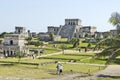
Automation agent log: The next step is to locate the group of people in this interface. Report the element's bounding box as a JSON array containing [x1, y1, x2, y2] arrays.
[[56, 63, 63, 75]]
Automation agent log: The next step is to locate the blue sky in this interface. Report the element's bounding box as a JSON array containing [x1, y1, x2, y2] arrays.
[[0, 0, 120, 33]]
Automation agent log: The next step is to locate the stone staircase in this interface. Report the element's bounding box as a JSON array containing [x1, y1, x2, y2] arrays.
[[58, 25, 76, 39]]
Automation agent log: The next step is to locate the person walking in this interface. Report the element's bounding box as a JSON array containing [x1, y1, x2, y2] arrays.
[[56, 63, 60, 74], [56, 63, 63, 75], [59, 64, 63, 75]]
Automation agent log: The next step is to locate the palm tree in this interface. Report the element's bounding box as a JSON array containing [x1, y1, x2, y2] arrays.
[[94, 37, 120, 64], [70, 38, 80, 48], [94, 12, 120, 64], [109, 12, 120, 34]]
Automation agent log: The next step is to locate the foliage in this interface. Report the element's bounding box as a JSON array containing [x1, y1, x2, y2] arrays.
[[34, 41, 43, 48], [94, 37, 120, 64], [49, 32, 54, 41], [70, 38, 80, 48], [25, 37, 32, 41], [60, 44, 67, 54], [85, 33, 88, 37], [25, 37, 32, 45], [109, 12, 120, 34], [109, 12, 120, 26], [0, 32, 7, 38], [87, 43, 91, 49]]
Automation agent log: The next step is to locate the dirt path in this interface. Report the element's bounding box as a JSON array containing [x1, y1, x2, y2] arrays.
[[1, 65, 120, 80], [95, 65, 120, 77], [40, 73, 97, 80], [41, 65, 120, 80]]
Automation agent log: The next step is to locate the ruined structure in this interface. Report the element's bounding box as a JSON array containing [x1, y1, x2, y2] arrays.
[[48, 19, 97, 40], [0, 27, 29, 57]]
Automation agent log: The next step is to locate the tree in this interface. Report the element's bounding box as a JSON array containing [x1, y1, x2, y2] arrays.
[[70, 38, 80, 48], [49, 32, 54, 41], [85, 33, 88, 38], [26, 37, 32, 41], [109, 12, 120, 34], [0, 32, 7, 38], [34, 41, 43, 48], [94, 37, 120, 64], [87, 43, 91, 49], [25, 37, 32, 45], [60, 44, 67, 54]]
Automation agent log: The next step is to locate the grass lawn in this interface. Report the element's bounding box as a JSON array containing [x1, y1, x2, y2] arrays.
[[38, 63, 105, 73], [0, 57, 105, 79], [0, 64, 53, 79], [28, 45, 61, 54], [45, 47, 61, 54], [98, 78, 120, 80], [43, 53, 92, 61], [42, 52, 107, 64]]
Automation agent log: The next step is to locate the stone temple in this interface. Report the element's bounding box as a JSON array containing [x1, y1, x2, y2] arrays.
[[48, 19, 97, 40], [0, 27, 29, 57]]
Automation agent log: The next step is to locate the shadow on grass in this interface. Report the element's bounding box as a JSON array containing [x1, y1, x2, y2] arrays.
[[98, 74, 120, 78], [0, 63, 15, 66], [0, 61, 38, 66], [113, 59, 120, 64]]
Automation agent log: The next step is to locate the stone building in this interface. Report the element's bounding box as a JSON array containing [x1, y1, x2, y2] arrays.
[[0, 26, 29, 57], [38, 32, 61, 41], [110, 30, 117, 36], [79, 26, 97, 37], [15, 26, 28, 38], [59, 19, 82, 39], [48, 26, 60, 35], [47, 19, 96, 40], [38, 32, 50, 41], [95, 31, 110, 38]]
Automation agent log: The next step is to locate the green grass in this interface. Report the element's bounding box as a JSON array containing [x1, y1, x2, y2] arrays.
[[58, 38, 68, 42], [38, 63, 105, 73], [80, 58, 106, 64], [42, 53, 94, 62], [0, 58, 55, 64], [45, 47, 61, 54], [43, 54, 91, 60], [0, 57, 105, 79], [98, 78, 120, 80], [0, 64, 53, 79], [42, 53, 107, 64], [28, 45, 61, 54]]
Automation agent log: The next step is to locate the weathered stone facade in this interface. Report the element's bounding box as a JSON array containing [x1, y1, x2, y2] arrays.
[[79, 26, 97, 37], [0, 27, 29, 57], [48, 19, 96, 40]]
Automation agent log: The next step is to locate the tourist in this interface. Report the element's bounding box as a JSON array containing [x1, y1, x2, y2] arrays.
[[56, 63, 63, 75], [56, 63, 60, 74], [59, 64, 63, 75]]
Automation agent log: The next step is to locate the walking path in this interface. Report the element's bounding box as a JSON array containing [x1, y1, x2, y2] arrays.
[[40, 65, 120, 80], [38, 49, 120, 80], [95, 65, 120, 77], [4, 50, 119, 80], [38, 50, 101, 58]]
